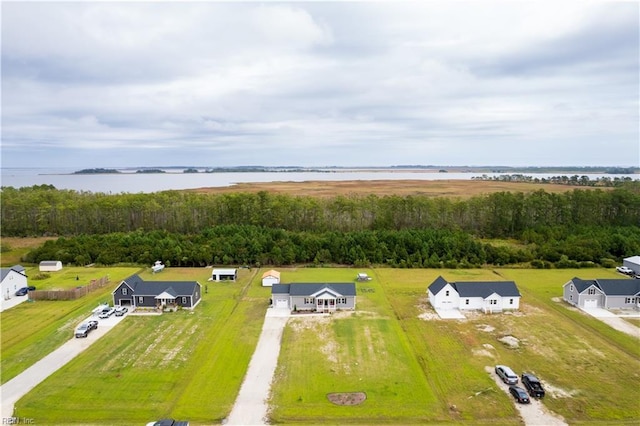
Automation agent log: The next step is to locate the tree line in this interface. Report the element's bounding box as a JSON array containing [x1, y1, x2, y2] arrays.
[[2, 184, 639, 268], [2, 184, 639, 237]]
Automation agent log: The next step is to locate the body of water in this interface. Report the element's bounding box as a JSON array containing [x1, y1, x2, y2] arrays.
[[1, 168, 637, 194]]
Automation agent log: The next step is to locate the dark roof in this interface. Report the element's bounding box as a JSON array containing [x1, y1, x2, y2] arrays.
[[116, 274, 199, 297], [569, 277, 640, 296], [454, 281, 521, 298], [1, 265, 27, 281], [272, 283, 356, 297], [594, 279, 640, 296], [272, 284, 290, 294], [428, 276, 449, 294], [429, 277, 521, 298], [569, 277, 598, 293]]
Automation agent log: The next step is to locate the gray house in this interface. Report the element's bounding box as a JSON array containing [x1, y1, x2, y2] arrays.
[[112, 274, 202, 310], [272, 283, 356, 312], [563, 277, 640, 310]]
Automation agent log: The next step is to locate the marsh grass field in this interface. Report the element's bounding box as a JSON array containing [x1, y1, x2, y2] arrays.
[[3, 264, 639, 425]]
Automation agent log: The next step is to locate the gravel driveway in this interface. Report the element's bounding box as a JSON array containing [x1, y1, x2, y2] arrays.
[[225, 308, 289, 425], [486, 366, 567, 426], [0, 312, 127, 418], [579, 307, 640, 338]]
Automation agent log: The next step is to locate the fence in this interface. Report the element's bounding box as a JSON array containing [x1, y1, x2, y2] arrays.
[[29, 276, 111, 301]]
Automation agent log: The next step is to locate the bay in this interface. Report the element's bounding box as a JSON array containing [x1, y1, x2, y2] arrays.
[[1, 167, 637, 194]]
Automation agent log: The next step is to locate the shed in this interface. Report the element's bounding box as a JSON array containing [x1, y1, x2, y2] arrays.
[[39, 260, 63, 272], [211, 268, 237, 282], [261, 270, 281, 287], [623, 256, 640, 275]]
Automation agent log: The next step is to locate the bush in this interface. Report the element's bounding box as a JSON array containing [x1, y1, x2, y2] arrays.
[[600, 258, 618, 268]]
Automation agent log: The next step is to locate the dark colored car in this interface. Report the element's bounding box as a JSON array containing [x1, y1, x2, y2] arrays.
[[521, 373, 545, 398], [509, 385, 531, 404], [15, 287, 29, 296], [27, 286, 36, 291]]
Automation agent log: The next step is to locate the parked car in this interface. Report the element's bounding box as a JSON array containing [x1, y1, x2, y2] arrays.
[[98, 308, 115, 318], [15, 287, 29, 296], [616, 266, 634, 275], [521, 373, 545, 398], [146, 419, 189, 426], [495, 365, 518, 385], [27, 285, 36, 291], [114, 306, 128, 316], [75, 320, 98, 338], [509, 385, 531, 404]]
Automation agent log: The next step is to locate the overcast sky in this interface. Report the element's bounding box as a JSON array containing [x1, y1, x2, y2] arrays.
[[2, 1, 638, 168]]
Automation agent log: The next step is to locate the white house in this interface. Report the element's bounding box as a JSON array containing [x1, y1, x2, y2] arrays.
[[1, 265, 28, 301], [428, 276, 521, 313], [623, 256, 640, 275], [210, 268, 237, 282], [261, 269, 280, 287], [39, 260, 62, 272]]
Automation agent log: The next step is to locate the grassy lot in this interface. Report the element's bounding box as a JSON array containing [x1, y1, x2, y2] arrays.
[[269, 268, 439, 424], [8, 267, 640, 425], [1, 267, 141, 384], [14, 267, 268, 424]]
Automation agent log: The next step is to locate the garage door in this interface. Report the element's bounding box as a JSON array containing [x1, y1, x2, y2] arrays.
[[275, 299, 289, 309], [584, 299, 599, 308]]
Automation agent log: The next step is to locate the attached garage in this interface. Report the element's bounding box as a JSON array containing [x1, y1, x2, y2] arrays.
[[583, 299, 599, 308], [274, 298, 289, 309]]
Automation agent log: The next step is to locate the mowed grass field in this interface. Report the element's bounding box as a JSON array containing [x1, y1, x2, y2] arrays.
[[8, 267, 640, 425], [1, 267, 142, 384]]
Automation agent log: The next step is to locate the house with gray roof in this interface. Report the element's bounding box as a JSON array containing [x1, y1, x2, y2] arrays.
[[1, 265, 27, 301], [112, 274, 202, 310], [428, 276, 521, 313], [271, 282, 356, 312], [563, 277, 640, 310]]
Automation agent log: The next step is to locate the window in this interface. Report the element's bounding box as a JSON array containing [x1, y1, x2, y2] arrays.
[[338, 298, 347, 304], [509, 299, 514, 305], [490, 300, 497, 305], [445, 290, 450, 296], [182, 297, 187, 304], [588, 287, 596, 295], [465, 299, 469, 305], [138, 296, 143, 304], [122, 288, 127, 295], [304, 297, 314, 304], [570, 284, 574, 291]]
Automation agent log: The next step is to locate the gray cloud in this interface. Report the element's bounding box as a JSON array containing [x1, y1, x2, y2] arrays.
[[1, 2, 638, 168]]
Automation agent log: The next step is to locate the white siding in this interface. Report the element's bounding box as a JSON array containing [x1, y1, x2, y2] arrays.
[[429, 283, 460, 310], [262, 276, 279, 287]]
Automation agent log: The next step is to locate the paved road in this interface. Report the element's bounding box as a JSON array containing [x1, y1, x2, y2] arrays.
[[226, 308, 290, 426], [0, 312, 127, 418]]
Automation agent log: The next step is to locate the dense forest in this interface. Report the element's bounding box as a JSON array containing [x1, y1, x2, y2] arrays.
[[2, 184, 639, 268]]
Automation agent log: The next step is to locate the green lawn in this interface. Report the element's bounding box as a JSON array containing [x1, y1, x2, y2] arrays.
[[1, 267, 141, 383], [8, 267, 640, 425]]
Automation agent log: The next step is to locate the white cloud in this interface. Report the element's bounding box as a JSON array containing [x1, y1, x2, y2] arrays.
[[1, 1, 638, 168]]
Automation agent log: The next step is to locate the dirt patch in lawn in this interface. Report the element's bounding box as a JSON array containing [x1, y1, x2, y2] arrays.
[[327, 392, 367, 405]]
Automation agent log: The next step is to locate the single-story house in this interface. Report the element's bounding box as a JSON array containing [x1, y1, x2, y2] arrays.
[[39, 260, 62, 272], [428, 276, 521, 313], [1, 265, 27, 300], [211, 268, 237, 282], [563, 277, 640, 310], [272, 282, 356, 312], [261, 270, 280, 287], [623, 256, 640, 275], [112, 274, 202, 309]]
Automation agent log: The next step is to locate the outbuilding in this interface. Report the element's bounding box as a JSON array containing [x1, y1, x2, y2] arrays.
[[39, 260, 62, 272], [623, 256, 640, 275], [211, 268, 237, 282], [261, 270, 280, 287]]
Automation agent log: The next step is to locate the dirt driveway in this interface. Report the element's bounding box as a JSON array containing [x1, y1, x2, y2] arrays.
[[485, 367, 566, 426], [225, 308, 290, 425], [0, 312, 127, 417]]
